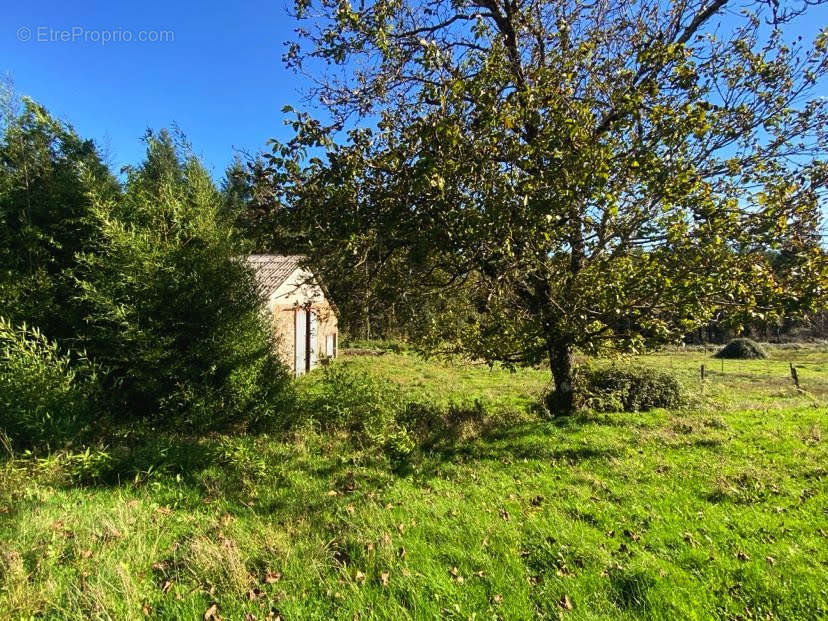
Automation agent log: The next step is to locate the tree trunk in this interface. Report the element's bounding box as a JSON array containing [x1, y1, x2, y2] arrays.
[[546, 339, 575, 415]]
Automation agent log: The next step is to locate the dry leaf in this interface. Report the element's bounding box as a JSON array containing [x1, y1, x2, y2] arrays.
[[221, 513, 233, 526], [398, 546, 406, 559], [737, 551, 750, 561], [473, 570, 485, 578], [81, 549, 93, 559], [203, 603, 220, 620], [354, 570, 366, 583], [492, 594, 503, 604], [380, 571, 390, 587], [499, 509, 510, 521], [765, 556, 776, 565], [264, 571, 282, 584], [152, 560, 169, 572], [559, 594, 573, 610], [623, 529, 640, 542], [247, 588, 263, 600], [530, 495, 544, 507], [449, 566, 464, 583], [156, 506, 172, 515], [161, 579, 174, 594], [346, 504, 355, 514], [245, 614, 258, 621], [142, 602, 151, 616]]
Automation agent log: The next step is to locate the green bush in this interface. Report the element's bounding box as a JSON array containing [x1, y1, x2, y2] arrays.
[[297, 364, 399, 437], [0, 318, 98, 450], [74, 131, 292, 429], [573, 365, 685, 413], [713, 338, 768, 360]]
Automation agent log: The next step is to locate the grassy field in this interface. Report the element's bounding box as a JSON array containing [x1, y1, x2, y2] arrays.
[[1, 345, 826, 619]]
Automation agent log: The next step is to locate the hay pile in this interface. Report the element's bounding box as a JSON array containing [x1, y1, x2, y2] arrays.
[[713, 338, 768, 360]]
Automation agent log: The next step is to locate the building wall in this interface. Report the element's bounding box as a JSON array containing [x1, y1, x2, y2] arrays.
[[267, 267, 338, 376]]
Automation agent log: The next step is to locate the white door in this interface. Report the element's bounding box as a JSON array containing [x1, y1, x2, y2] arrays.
[[308, 311, 318, 370], [294, 308, 306, 377]]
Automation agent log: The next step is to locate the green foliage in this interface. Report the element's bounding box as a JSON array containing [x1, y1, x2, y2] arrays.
[[268, 0, 828, 411], [0, 97, 120, 341], [298, 360, 526, 460], [572, 365, 686, 413], [74, 130, 291, 428], [297, 363, 401, 440], [714, 338, 768, 360], [0, 317, 98, 450]]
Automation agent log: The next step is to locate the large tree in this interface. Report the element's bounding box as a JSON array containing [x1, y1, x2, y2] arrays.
[[269, 0, 827, 411], [0, 97, 120, 342]]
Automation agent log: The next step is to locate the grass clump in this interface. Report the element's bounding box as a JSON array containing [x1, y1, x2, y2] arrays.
[[714, 338, 768, 360], [574, 365, 685, 412], [0, 318, 99, 451]]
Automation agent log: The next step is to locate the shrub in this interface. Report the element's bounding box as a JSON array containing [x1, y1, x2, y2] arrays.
[[297, 363, 399, 438], [713, 338, 768, 359], [74, 131, 292, 429], [573, 365, 685, 413], [0, 318, 98, 450]]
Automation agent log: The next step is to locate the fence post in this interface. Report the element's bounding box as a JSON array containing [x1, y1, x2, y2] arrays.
[[790, 363, 800, 389]]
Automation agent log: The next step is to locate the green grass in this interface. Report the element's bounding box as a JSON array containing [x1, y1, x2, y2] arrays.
[[1, 346, 827, 619]]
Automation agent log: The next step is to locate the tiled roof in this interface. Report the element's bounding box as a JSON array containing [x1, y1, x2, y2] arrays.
[[246, 254, 304, 295]]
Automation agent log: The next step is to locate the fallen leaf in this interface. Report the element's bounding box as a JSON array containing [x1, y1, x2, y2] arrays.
[[264, 571, 282, 584], [530, 495, 544, 507], [354, 570, 366, 583], [492, 594, 503, 604], [81, 549, 93, 559], [499, 509, 510, 521], [142, 602, 151, 616], [606, 530, 615, 538], [380, 571, 390, 587], [221, 513, 233, 526], [152, 560, 169, 572], [346, 504, 355, 514], [473, 570, 485, 578], [737, 551, 750, 561], [245, 614, 258, 621], [623, 529, 640, 542], [203, 603, 220, 620], [398, 546, 406, 558], [156, 506, 172, 515], [161, 579, 174, 594], [247, 588, 263, 600], [765, 556, 776, 565], [449, 566, 464, 583], [559, 594, 574, 610], [326, 490, 339, 497]]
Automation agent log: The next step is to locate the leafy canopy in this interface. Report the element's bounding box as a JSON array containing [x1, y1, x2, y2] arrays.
[[266, 0, 826, 408]]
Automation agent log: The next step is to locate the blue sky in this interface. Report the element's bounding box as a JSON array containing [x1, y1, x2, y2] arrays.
[[4, 0, 312, 179], [3, 1, 827, 186]]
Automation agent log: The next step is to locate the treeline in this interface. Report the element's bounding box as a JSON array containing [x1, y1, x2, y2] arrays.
[[1, 98, 291, 451]]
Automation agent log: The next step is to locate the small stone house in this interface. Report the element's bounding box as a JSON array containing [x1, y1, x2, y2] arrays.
[[247, 254, 338, 377]]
